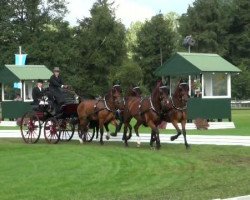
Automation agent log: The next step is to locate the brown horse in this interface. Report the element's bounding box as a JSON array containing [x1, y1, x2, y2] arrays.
[[123, 81, 171, 149], [77, 85, 123, 145], [162, 81, 190, 149]]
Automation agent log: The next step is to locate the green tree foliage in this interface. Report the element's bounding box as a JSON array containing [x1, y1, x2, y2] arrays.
[[71, 0, 127, 96], [126, 21, 143, 58], [108, 59, 146, 94], [179, 0, 231, 54], [0, 0, 68, 66], [229, 0, 250, 99], [133, 14, 177, 90]]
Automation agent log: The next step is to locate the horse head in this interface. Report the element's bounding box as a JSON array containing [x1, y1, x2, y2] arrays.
[[111, 84, 124, 109], [152, 81, 171, 112], [132, 86, 142, 97], [158, 86, 172, 111], [176, 81, 189, 104]]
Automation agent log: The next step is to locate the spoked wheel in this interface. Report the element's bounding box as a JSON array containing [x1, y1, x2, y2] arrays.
[[44, 117, 60, 144], [20, 112, 41, 144], [78, 126, 95, 142], [59, 119, 75, 141]]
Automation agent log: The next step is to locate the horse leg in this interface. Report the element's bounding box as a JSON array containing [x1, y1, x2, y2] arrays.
[[134, 123, 141, 148], [105, 123, 111, 140], [111, 119, 121, 137], [123, 120, 132, 147], [148, 121, 161, 150], [149, 130, 155, 149], [79, 119, 89, 143], [95, 126, 99, 139], [170, 121, 182, 141], [181, 120, 190, 149], [134, 120, 142, 147], [99, 121, 105, 145]]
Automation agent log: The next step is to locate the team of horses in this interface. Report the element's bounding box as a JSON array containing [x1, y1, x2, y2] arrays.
[[77, 80, 190, 149]]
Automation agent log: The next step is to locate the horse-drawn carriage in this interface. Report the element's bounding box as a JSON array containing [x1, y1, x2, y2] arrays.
[[19, 89, 96, 144]]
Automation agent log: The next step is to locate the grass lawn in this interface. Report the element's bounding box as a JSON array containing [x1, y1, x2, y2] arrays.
[[0, 139, 249, 200]]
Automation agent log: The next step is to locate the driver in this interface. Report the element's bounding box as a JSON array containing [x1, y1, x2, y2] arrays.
[[49, 67, 67, 112], [32, 79, 44, 105]]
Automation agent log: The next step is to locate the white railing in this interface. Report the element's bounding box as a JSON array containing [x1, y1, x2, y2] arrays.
[[231, 100, 250, 108]]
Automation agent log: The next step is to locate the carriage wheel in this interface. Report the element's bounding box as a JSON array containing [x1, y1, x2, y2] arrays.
[[59, 119, 75, 141], [44, 117, 60, 144], [20, 112, 41, 144], [78, 126, 95, 142]]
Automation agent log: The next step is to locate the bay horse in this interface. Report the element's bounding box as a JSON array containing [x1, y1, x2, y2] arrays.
[[89, 86, 142, 140], [109, 86, 142, 137], [122, 81, 171, 149], [77, 85, 123, 145], [162, 81, 190, 149]]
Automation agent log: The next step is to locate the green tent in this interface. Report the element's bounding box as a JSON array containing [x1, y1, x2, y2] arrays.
[[155, 52, 241, 76]]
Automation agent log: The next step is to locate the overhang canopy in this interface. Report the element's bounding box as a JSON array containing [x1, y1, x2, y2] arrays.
[[0, 65, 52, 84], [155, 52, 241, 76]]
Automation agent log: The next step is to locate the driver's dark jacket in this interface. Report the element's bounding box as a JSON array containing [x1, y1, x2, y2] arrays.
[[49, 75, 64, 104]]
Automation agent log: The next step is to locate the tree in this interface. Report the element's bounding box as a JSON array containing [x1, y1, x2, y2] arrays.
[[0, 0, 69, 66], [126, 21, 143, 58], [108, 59, 147, 94], [178, 0, 231, 54], [133, 14, 177, 90], [228, 0, 250, 99], [71, 0, 127, 96]]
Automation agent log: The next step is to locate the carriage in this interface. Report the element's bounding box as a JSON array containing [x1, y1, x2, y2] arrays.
[[19, 89, 96, 144]]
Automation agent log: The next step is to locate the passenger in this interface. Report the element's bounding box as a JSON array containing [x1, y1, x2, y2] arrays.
[[14, 93, 22, 101], [32, 79, 44, 105]]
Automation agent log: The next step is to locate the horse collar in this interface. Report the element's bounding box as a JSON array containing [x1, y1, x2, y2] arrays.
[[104, 96, 112, 112], [170, 96, 187, 111], [149, 96, 157, 113]]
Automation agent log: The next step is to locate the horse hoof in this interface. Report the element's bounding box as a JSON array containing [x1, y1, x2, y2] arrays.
[[150, 146, 155, 150], [78, 139, 83, 144], [156, 145, 161, 150], [124, 143, 129, 147], [110, 132, 117, 137], [170, 136, 176, 141], [137, 144, 140, 148], [100, 141, 104, 145], [186, 144, 191, 149], [106, 135, 110, 140]]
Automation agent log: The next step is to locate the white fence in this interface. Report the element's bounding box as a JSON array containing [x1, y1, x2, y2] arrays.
[[231, 100, 250, 108]]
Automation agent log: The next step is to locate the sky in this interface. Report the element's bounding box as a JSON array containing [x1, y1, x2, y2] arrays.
[[65, 0, 195, 28]]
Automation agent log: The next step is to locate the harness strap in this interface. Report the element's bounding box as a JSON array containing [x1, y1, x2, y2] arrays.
[[139, 97, 160, 116], [170, 97, 187, 111]]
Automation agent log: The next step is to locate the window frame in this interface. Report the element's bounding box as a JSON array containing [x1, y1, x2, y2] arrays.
[[201, 73, 231, 99]]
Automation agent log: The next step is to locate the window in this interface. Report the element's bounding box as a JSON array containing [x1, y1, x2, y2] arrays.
[[1, 83, 22, 101], [203, 73, 230, 98], [24, 81, 35, 101]]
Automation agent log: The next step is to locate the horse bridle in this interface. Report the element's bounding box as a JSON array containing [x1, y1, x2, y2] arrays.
[[140, 86, 169, 115], [101, 85, 124, 112], [170, 83, 189, 111]]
